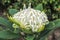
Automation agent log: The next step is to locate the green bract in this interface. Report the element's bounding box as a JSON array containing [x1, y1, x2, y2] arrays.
[[8, 3, 49, 34]]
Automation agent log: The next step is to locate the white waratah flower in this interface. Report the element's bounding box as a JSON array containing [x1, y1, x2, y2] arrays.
[[9, 3, 49, 33]]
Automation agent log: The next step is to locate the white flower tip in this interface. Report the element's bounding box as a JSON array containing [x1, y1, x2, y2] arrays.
[[20, 9, 22, 11], [28, 3, 31, 8], [23, 4, 26, 9]]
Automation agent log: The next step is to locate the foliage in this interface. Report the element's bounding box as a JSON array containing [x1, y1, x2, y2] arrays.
[[0, 0, 60, 40], [0, 0, 60, 20]]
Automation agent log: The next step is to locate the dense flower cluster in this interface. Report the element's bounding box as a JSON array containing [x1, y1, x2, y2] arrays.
[[12, 3, 49, 33]]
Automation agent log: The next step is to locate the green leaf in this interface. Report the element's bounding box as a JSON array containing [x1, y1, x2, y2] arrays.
[[25, 35, 35, 40], [36, 30, 50, 40], [46, 19, 60, 30], [8, 9, 18, 16], [39, 35, 47, 40], [0, 38, 7, 40], [53, 19, 60, 27], [38, 19, 60, 40], [0, 17, 12, 29], [46, 22, 55, 30], [0, 30, 19, 39], [35, 3, 43, 11], [0, 27, 3, 31]]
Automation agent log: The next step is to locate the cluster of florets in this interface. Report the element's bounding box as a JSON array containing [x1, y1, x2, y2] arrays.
[[12, 3, 49, 33]]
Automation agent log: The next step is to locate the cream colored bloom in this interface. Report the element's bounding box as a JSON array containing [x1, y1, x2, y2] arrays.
[[12, 3, 49, 33]]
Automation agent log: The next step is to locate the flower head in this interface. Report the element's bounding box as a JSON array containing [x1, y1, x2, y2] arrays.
[[10, 3, 49, 33]]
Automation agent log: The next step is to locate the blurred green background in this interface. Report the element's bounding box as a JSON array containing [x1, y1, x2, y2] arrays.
[[0, 0, 60, 21]]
